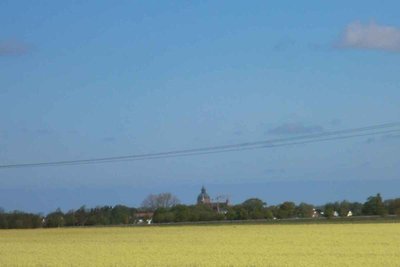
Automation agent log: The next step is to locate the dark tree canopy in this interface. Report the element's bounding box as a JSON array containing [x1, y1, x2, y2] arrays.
[[385, 198, 400, 216], [141, 193, 180, 211], [296, 203, 314, 218], [0, 192, 398, 229], [276, 201, 296, 219], [362, 193, 387, 216]]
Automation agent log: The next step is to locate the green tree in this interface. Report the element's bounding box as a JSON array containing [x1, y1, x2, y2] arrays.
[[111, 205, 133, 224], [349, 202, 363, 216], [45, 208, 65, 227], [324, 203, 335, 218], [277, 202, 296, 219], [385, 198, 400, 216], [362, 193, 387, 216], [225, 206, 237, 220], [0, 213, 8, 229], [87, 206, 112, 225], [171, 205, 191, 222], [153, 208, 175, 223], [192, 204, 219, 221], [296, 203, 314, 218], [75, 206, 89, 226], [64, 210, 77, 226], [142, 193, 180, 211], [241, 198, 267, 219], [339, 201, 351, 217]]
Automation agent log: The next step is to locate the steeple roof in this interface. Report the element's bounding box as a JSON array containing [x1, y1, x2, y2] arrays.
[[197, 186, 210, 204]]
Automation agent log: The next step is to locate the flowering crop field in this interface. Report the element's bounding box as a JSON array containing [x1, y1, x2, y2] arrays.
[[1, 223, 399, 266]]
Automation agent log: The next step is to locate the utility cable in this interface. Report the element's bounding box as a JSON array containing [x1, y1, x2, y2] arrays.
[[0, 122, 399, 169]]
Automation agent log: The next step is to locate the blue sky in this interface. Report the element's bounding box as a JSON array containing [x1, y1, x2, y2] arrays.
[[1, 1, 399, 213]]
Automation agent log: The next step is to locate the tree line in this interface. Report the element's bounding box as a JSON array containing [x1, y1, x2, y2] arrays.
[[153, 193, 399, 223], [1, 193, 400, 229]]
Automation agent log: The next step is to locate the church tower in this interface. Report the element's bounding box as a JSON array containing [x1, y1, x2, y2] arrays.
[[197, 186, 211, 205]]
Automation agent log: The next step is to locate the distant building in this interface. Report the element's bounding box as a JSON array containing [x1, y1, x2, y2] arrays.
[[347, 211, 353, 217], [312, 209, 320, 218], [197, 186, 211, 205], [196, 186, 230, 214], [333, 211, 339, 217], [135, 211, 154, 224]]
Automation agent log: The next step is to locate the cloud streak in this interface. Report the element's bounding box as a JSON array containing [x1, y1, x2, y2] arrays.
[[338, 21, 400, 52], [268, 123, 324, 135], [0, 39, 31, 56]]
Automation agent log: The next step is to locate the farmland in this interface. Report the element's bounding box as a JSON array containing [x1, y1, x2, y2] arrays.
[[1, 223, 399, 266]]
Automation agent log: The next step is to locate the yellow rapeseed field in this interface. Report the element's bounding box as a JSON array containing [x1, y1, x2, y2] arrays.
[[1, 223, 399, 266]]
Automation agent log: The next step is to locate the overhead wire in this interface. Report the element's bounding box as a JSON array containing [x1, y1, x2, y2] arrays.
[[0, 122, 399, 169]]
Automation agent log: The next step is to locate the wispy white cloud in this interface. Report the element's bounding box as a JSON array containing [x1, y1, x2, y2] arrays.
[[338, 21, 400, 52]]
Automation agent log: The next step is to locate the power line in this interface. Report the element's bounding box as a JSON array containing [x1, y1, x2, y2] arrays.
[[20, 128, 397, 168], [1, 122, 399, 169]]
